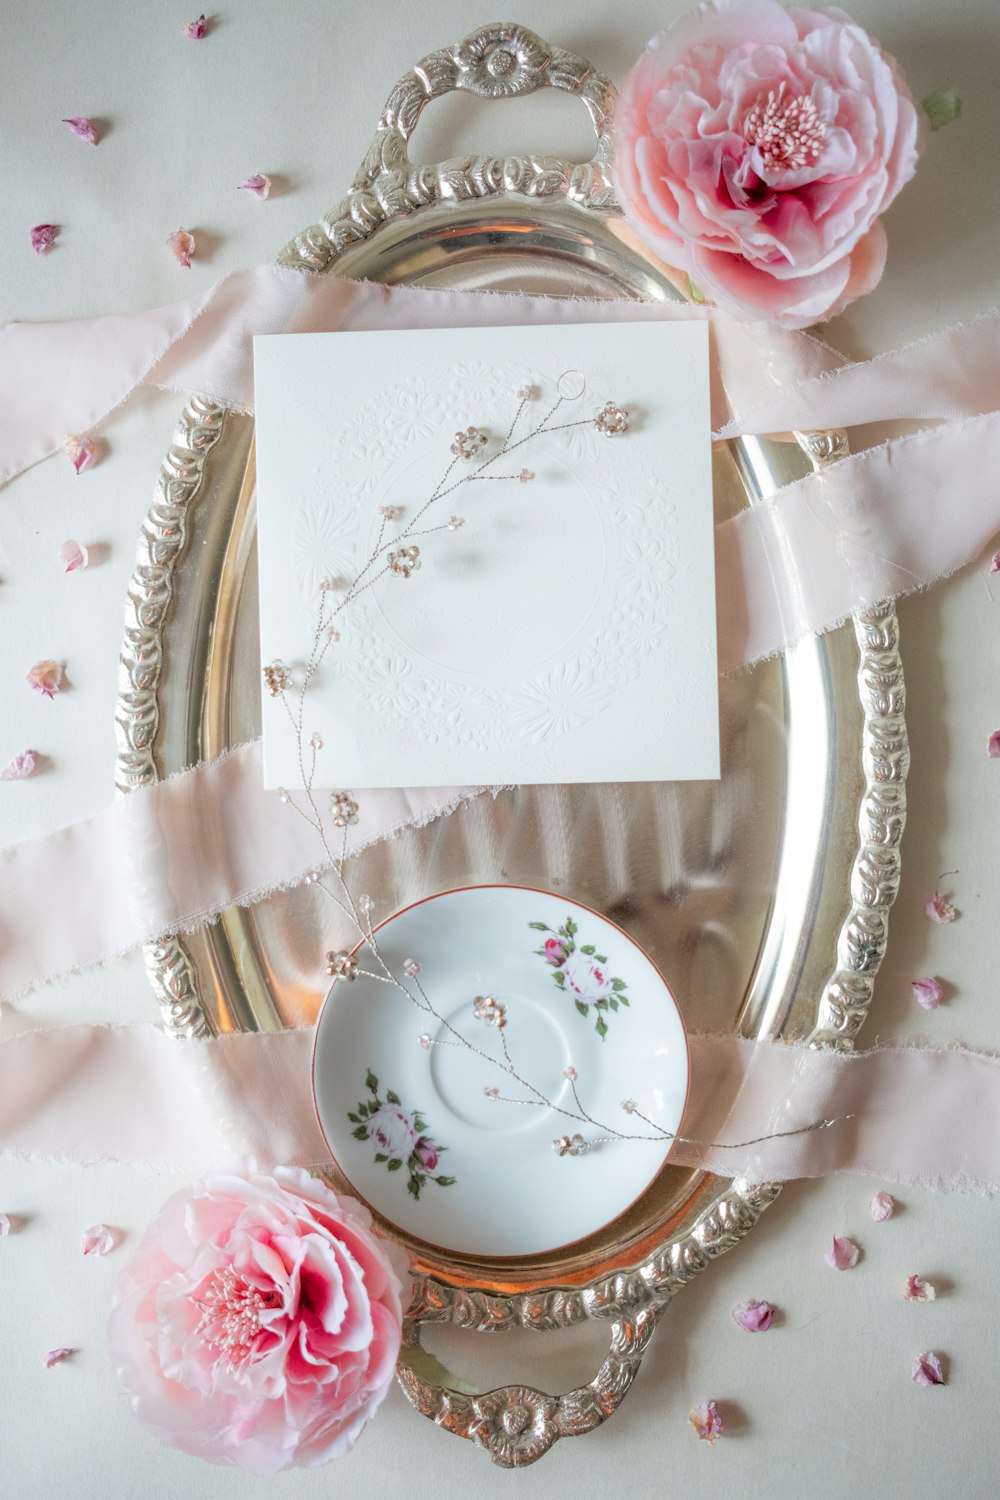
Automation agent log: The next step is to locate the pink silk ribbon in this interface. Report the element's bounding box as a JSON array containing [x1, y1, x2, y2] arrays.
[[1, 1023, 997, 1193], [2, 272, 1000, 998]]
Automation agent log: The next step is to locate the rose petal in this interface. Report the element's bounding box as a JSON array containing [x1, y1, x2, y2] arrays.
[[688, 1399, 723, 1441], [183, 14, 207, 39], [237, 173, 271, 200], [731, 1298, 774, 1332], [870, 1191, 895, 1222], [62, 116, 99, 145], [825, 1235, 860, 1270], [904, 1275, 936, 1303], [59, 539, 90, 573], [31, 224, 59, 255], [64, 433, 97, 474], [26, 660, 63, 699], [925, 891, 958, 923], [0, 1214, 11, 1237], [43, 1347, 75, 1368], [911, 976, 944, 1010], [990, 553, 1000, 576], [988, 731, 1000, 759], [81, 1224, 115, 1257], [911, 1350, 945, 1386], [167, 229, 195, 268], [1, 751, 38, 782]]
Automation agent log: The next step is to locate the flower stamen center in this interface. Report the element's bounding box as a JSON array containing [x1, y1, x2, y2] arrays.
[[194, 1266, 281, 1370], [744, 82, 827, 172]]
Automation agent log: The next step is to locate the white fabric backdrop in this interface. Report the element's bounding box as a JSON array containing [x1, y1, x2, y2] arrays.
[[2, 1, 998, 1495]]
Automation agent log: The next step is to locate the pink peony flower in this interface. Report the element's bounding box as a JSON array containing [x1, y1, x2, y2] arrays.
[[562, 950, 613, 1006], [414, 1137, 439, 1171], [614, 0, 920, 328], [368, 1104, 417, 1162], [543, 937, 568, 965], [108, 1165, 408, 1474]]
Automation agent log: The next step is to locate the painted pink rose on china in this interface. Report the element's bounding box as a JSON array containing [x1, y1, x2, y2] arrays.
[[614, 0, 920, 327], [543, 936, 569, 965], [109, 1165, 408, 1475], [562, 950, 614, 1006], [369, 1102, 419, 1161]]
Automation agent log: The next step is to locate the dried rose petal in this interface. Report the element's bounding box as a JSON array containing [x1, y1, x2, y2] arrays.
[[167, 228, 195, 268], [925, 891, 958, 923], [1, 750, 38, 782], [824, 1235, 860, 1270], [870, 1191, 895, 1222], [59, 539, 89, 573], [64, 433, 97, 474], [904, 1275, 936, 1303], [911, 976, 944, 1010], [911, 1351, 945, 1386], [31, 223, 59, 255], [989, 730, 1000, 759], [990, 553, 1000, 576], [43, 1347, 75, 1368], [237, 173, 271, 200], [731, 1298, 774, 1332], [62, 116, 98, 145], [183, 13, 207, 38], [27, 660, 63, 698], [0, 1214, 11, 1237], [688, 1400, 723, 1442], [81, 1224, 115, 1256]]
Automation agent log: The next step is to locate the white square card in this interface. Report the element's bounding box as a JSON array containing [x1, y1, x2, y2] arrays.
[[255, 321, 718, 789]]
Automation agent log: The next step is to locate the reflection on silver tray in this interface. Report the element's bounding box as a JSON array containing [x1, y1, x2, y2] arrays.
[[114, 21, 907, 1467]]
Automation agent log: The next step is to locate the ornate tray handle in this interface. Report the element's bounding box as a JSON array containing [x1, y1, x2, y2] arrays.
[[279, 22, 618, 274]]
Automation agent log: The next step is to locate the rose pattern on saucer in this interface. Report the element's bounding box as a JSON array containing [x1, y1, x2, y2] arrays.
[[530, 915, 631, 1040], [348, 1069, 455, 1200]]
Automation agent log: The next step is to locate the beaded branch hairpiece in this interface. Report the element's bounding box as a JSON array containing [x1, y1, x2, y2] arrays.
[[263, 379, 848, 1159]]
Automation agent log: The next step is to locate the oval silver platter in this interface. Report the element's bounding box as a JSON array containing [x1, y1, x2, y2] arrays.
[[115, 22, 907, 1468]]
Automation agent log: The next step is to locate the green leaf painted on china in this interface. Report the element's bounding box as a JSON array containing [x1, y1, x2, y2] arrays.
[[580, 944, 596, 955], [435, 1175, 457, 1187], [365, 1070, 378, 1093], [387, 1158, 403, 1172], [374, 1152, 388, 1163], [347, 1112, 360, 1123], [594, 954, 608, 964], [358, 1102, 369, 1117], [595, 1015, 608, 1040], [352, 1126, 369, 1141], [922, 88, 961, 130], [553, 970, 565, 986], [575, 999, 588, 1018], [610, 977, 627, 991], [386, 1090, 401, 1106], [609, 998, 619, 1011], [406, 1178, 420, 1199], [528, 922, 550, 931]]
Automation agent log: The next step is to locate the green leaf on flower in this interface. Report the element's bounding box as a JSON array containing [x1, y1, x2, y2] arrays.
[[435, 1175, 457, 1186], [357, 1102, 369, 1117], [365, 1070, 378, 1093], [610, 977, 627, 991], [595, 954, 608, 964], [575, 999, 589, 1018], [347, 1112, 360, 1123], [352, 1126, 369, 1141], [565, 918, 578, 936], [922, 88, 961, 130], [387, 1158, 402, 1172], [374, 1152, 388, 1163], [553, 970, 565, 986], [407, 1178, 421, 1199], [595, 998, 609, 1011], [528, 922, 550, 931], [619, 994, 630, 1006], [609, 998, 619, 1011], [385, 1090, 401, 1105], [413, 1116, 427, 1133], [580, 944, 596, 955], [595, 1015, 608, 1040]]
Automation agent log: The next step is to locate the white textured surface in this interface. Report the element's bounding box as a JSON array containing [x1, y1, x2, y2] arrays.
[[1, 2, 998, 1495]]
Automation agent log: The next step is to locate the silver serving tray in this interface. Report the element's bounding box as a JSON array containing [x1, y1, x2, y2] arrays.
[[115, 22, 907, 1468]]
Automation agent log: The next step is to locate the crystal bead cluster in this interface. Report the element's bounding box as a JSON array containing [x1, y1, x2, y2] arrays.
[[262, 660, 289, 696], [329, 791, 359, 828], [593, 401, 630, 436], [552, 1133, 588, 1157], [473, 993, 507, 1028], [387, 545, 420, 578], [325, 950, 358, 981], [450, 426, 489, 461]]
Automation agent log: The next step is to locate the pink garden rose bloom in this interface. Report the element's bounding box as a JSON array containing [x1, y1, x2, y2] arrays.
[[369, 1103, 418, 1162], [614, 1, 920, 327], [414, 1137, 439, 1171], [562, 950, 613, 1007], [544, 936, 568, 965], [109, 1165, 408, 1474]]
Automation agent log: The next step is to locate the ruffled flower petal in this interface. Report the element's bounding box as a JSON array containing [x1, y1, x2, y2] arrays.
[[988, 730, 1000, 759], [0, 1214, 11, 1237], [167, 229, 195, 268], [990, 553, 1000, 576], [237, 173, 271, 200], [43, 1347, 76, 1368], [1, 751, 38, 782], [688, 1399, 723, 1441], [904, 1275, 936, 1303], [62, 116, 99, 145], [59, 539, 90, 573], [64, 434, 97, 474], [911, 1351, 945, 1386], [183, 14, 207, 39], [869, 1191, 895, 1222], [925, 891, 958, 923], [911, 976, 943, 1010], [26, 660, 63, 699], [731, 1298, 774, 1332], [824, 1235, 860, 1270], [31, 224, 59, 255], [82, 1224, 116, 1257]]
